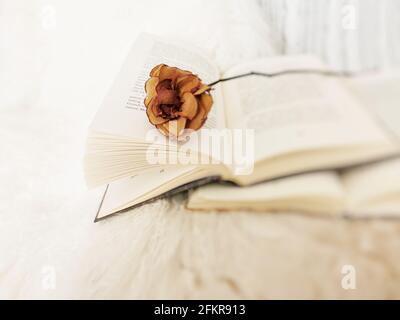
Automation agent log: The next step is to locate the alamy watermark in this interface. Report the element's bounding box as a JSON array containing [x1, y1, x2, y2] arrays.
[[40, 5, 57, 31], [341, 264, 356, 290], [145, 128, 255, 175], [341, 3, 358, 30], [41, 265, 57, 290]]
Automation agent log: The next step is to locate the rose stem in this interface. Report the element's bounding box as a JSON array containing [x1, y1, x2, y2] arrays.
[[208, 69, 353, 87]]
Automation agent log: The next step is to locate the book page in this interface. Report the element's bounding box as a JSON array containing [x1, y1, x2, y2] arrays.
[[97, 166, 198, 220], [341, 157, 400, 216], [340, 73, 400, 216], [221, 56, 397, 161], [188, 171, 345, 215], [345, 71, 400, 139], [90, 33, 225, 141]]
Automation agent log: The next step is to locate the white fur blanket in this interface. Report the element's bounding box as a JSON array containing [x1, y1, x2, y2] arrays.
[[1, 0, 400, 299]]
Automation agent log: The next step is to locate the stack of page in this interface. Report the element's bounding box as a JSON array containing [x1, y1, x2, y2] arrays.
[[85, 33, 400, 221]]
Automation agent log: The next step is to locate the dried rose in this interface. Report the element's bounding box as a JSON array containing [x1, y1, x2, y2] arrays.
[[144, 64, 213, 138]]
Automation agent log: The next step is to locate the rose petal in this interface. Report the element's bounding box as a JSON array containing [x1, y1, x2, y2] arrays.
[[150, 98, 162, 116], [156, 79, 173, 92], [186, 107, 206, 130], [146, 98, 168, 125], [175, 75, 188, 86], [176, 68, 191, 79], [199, 92, 213, 113], [159, 65, 179, 82], [193, 84, 210, 95], [186, 93, 213, 130], [144, 77, 159, 106], [178, 92, 198, 120], [157, 88, 177, 104], [175, 75, 189, 90], [175, 70, 199, 90], [177, 75, 201, 94], [150, 64, 165, 77]]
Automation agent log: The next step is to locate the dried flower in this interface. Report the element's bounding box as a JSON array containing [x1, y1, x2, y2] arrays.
[[144, 64, 213, 138]]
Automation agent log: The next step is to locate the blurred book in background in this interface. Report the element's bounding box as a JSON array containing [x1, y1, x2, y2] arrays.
[[188, 73, 400, 217]]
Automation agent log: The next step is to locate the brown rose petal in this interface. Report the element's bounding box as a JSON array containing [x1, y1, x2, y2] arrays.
[[193, 84, 210, 95], [157, 88, 177, 105], [177, 75, 201, 94], [187, 93, 213, 130], [150, 64, 165, 77], [156, 79, 173, 93], [150, 99, 163, 116], [158, 65, 180, 82], [200, 92, 213, 113], [144, 77, 158, 106], [146, 98, 168, 125], [178, 92, 198, 120], [175, 68, 192, 79]]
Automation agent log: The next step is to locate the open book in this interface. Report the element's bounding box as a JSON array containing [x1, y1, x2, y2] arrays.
[[85, 33, 399, 220], [187, 157, 400, 217], [188, 73, 400, 217]]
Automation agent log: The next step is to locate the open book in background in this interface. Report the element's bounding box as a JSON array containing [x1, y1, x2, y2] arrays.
[[85, 33, 400, 221], [187, 157, 400, 217], [188, 73, 400, 217]]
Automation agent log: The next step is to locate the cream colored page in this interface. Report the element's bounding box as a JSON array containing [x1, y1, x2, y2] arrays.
[[221, 56, 396, 161], [341, 157, 400, 215], [345, 72, 400, 138], [98, 166, 198, 219], [190, 171, 344, 203], [341, 72, 400, 215], [90, 33, 225, 141]]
